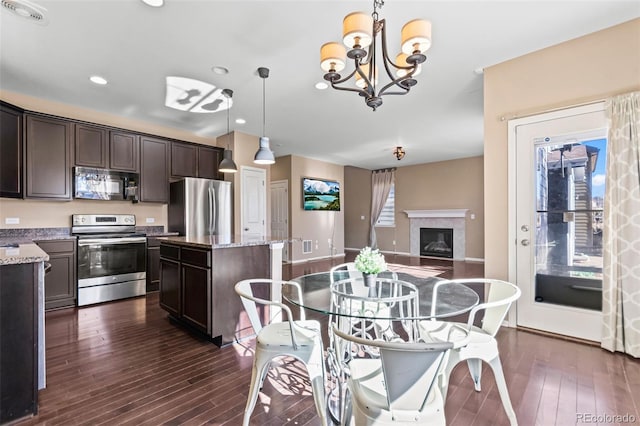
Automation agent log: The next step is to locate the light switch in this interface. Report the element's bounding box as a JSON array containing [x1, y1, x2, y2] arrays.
[[146, 217, 155, 223], [360, 215, 365, 220], [5, 217, 19, 225]]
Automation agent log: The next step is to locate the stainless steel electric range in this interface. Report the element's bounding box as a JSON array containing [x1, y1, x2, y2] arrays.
[[72, 214, 146, 306]]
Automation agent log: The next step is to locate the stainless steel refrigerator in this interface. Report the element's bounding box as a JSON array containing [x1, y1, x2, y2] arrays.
[[168, 178, 232, 238]]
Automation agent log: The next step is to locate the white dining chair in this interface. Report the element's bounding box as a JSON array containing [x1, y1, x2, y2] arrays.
[[419, 278, 521, 426], [234, 279, 328, 426], [332, 324, 469, 426]]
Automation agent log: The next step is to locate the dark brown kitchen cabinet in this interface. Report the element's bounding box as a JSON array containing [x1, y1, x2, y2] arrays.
[[146, 237, 161, 292], [159, 243, 211, 335], [25, 114, 73, 200], [171, 142, 198, 178], [198, 145, 224, 180], [35, 239, 77, 310], [0, 262, 39, 424], [75, 124, 108, 168], [0, 101, 23, 198], [140, 136, 169, 203], [109, 131, 139, 172]]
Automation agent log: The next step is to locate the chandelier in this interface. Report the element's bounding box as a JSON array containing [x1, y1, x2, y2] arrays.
[[320, 0, 431, 111]]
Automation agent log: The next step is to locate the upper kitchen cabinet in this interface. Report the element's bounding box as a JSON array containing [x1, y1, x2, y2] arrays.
[[25, 114, 73, 200], [75, 126, 139, 172], [109, 131, 139, 172], [75, 124, 108, 168], [171, 141, 198, 178], [0, 101, 23, 198], [198, 145, 224, 180], [140, 136, 169, 203]]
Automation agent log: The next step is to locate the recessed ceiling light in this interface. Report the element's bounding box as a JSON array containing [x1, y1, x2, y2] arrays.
[[315, 82, 328, 90], [235, 118, 246, 124], [212, 66, 229, 75], [141, 0, 163, 7], [89, 75, 108, 85]]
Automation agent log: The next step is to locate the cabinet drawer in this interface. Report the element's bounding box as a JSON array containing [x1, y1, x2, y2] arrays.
[[160, 244, 180, 261], [35, 239, 75, 253], [180, 248, 210, 268]]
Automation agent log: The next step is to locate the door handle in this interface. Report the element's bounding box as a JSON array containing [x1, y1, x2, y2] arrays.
[[521, 239, 530, 246]]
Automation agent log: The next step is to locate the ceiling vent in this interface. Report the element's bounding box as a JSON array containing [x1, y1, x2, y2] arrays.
[[1, 0, 48, 24]]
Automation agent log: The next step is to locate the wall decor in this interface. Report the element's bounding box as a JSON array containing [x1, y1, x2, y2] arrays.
[[302, 177, 340, 211]]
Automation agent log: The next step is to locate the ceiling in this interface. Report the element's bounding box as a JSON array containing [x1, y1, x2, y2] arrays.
[[1, 1, 638, 170]]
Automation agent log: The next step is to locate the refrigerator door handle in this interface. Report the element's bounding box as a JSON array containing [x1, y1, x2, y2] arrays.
[[209, 186, 216, 235]]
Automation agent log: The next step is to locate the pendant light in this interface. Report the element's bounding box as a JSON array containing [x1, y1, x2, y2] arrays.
[[253, 67, 275, 165], [218, 88, 238, 173]]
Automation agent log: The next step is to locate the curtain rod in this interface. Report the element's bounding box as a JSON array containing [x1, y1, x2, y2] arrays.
[[373, 167, 396, 173]]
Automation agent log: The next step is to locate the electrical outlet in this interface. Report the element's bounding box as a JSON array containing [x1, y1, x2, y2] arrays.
[[146, 217, 155, 223], [328, 238, 332, 244], [470, 213, 476, 220], [392, 240, 396, 245], [5, 217, 19, 225], [360, 215, 365, 220], [315, 240, 319, 249]]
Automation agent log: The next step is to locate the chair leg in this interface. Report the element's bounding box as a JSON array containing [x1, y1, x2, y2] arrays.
[[488, 356, 518, 426], [307, 363, 328, 426], [243, 355, 271, 426], [467, 358, 483, 391]]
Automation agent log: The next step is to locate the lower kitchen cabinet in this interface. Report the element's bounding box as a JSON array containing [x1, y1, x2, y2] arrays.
[[146, 238, 161, 292], [159, 243, 211, 335], [0, 262, 39, 424], [35, 239, 77, 310]]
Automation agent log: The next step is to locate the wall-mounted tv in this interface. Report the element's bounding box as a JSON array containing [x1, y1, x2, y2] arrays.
[[302, 177, 340, 211]]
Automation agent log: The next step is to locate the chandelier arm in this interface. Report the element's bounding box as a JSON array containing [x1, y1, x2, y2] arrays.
[[326, 67, 372, 97]]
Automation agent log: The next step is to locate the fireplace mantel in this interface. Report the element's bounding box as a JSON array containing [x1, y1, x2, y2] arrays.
[[404, 209, 468, 219]]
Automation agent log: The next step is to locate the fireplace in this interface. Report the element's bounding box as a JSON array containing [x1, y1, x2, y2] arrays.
[[420, 228, 454, 258]]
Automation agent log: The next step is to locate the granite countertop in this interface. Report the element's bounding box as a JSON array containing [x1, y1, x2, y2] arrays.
[[158, 235, 291, 249], [0, 243, 49, 266]]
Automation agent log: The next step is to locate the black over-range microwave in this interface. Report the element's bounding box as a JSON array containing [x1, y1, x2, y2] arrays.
[[73, 166, 139, 202]]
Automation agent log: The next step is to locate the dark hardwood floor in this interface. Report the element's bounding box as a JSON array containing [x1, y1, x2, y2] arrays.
[[14, 255, 639, 425]]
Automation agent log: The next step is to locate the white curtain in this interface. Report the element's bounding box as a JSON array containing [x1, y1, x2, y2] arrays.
[[601, 91, 640, 358], [369, 169, 394, 248]]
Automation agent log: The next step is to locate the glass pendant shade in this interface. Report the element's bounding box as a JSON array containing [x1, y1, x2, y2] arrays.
[[342, 12, 373, 49], [218, 148, 237, 173], [401, 19, 432, 54], [254, 136, 275, 165], [320, 42, 347, 72]]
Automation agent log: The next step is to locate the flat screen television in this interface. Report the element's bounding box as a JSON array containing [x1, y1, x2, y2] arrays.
[[302, 177, 340, 211]]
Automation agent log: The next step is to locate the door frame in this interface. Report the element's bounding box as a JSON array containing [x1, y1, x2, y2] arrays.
[[506, 101, 606, 328]]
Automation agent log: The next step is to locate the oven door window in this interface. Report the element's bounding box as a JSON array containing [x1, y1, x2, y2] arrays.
[[77, 240, 146, 279]]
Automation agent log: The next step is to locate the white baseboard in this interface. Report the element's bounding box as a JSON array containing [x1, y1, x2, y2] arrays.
[[290, 253, 345, 264], [465, 257, 485, 263]]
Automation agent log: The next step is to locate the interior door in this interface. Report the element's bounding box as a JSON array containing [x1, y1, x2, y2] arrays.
[[270, 180, 289, 261], [513, 103, 606, 342], [241, 166, 267, 241]]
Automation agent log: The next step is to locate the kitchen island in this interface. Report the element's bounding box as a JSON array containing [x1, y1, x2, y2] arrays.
[[0, 243, 48, 424], [157, 235, 284, 347]]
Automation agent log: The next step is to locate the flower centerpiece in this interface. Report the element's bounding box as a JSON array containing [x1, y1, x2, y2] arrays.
[[354, 246, 387, 286]]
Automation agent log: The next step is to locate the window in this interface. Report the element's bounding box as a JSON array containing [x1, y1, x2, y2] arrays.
[[375, 184, 395, 227]]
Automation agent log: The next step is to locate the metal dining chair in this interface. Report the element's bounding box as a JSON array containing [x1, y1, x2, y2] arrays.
[[332, 323, 470, 426], [419, 278, 521, 426], [234, 279, 328, 426], [327, 278, 420, 424]]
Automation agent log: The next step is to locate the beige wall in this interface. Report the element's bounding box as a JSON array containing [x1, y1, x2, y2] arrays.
[[484, 18, 640, 279], [283, 155, 344, 263], [344, 157, 485, 259]]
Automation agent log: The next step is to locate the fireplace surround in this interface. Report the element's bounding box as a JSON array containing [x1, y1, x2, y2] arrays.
[[405, 209, 468, 260]]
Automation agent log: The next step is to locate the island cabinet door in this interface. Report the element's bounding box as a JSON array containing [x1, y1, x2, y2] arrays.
[[159, 257, 180, 317], [181, 264, 211, 334]]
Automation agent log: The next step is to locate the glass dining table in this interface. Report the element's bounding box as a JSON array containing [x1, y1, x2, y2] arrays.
[[285, 270, 480, 424], [286, 270, 480, 320]]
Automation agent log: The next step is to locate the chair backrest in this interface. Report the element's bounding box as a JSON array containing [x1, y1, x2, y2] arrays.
[[450, 278, 521, 336], [333, 325, 453, 412], [329, 262, 361, 283], [234, 279, 307, 347]]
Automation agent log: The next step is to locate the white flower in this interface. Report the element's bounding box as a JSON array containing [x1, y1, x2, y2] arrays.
[[354, 246, 387, 274]]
